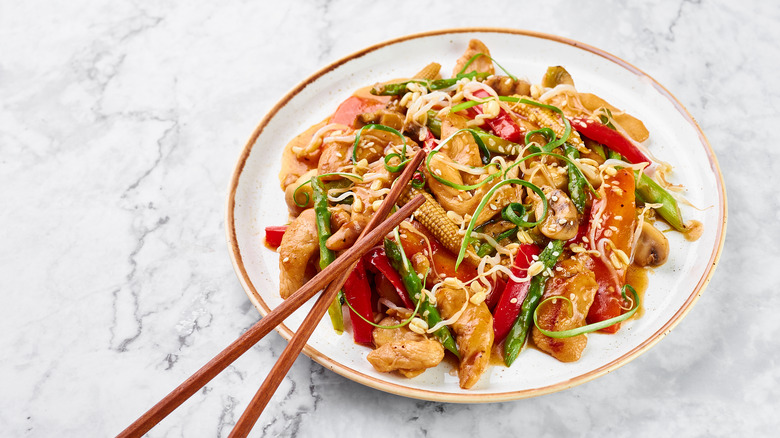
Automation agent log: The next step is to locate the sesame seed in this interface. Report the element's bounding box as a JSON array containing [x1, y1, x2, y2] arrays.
[[282, 257, 290, 263]]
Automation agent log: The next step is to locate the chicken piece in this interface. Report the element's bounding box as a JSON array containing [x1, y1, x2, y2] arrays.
[[278, 121, 326, 190], [325, 186, 372, 251], [367, 340, 445, 376], [278, 209, 319, 299], [424, 113, 521, 224], [435, 287, 494, 389], [526, 161, 569, 191], [317, 141, 352, 178], [368, 315, 443, 377], [531, 258, 598, 362], [372, 316, 425, 346], [452, 39, 494, 76]]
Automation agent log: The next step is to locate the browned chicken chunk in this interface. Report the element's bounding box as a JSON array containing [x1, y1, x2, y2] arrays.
[[532, 258, 598, 362], [368, 314, 444, 378], [436, 287, 494, 389], [278, 208, 319, 299]]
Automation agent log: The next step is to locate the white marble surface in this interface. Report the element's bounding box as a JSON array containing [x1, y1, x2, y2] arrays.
[[0, 0, 776, 436]]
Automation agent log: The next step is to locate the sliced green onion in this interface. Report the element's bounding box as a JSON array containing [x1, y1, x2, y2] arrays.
[[450, 98, 489, 113], [533, 285, 640, 338], [293, 172, 363, 208], [456, 178, 547, 269], [292, 180, 311, 208], [524, 128, 555, 147], [319, 172, 363, 181], [501, 203, 527, 227], [457, 52, 517, 81], [502, 151, 598, 197], [410, 170, 426, 189]]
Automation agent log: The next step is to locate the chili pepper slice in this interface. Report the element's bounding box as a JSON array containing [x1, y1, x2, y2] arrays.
[[570, 117, 651, 165], [343, 258, 374, 345], [264, 225, 287, 248], [364, 247, 414, 309], [466, 90, 524, 143], [584, 168, 637, 332], [492, 243, 541, 344], [504, 240, 565, 365]]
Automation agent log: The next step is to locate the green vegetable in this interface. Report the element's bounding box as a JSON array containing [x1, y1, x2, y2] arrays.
[[473, 128, 522, 155], [633, 170, 686, 231], [456, 178, 548, 269], [533, 285, 640, 338], [457, 52, 517, 80], [476, 226, 519, 257], [564, 144, 587, 213], [425, 110, 442, 138], [311, 176, 344, 334], [608, 148, 623, 161], [370, 71, 491, 96], [501, 203, 527, 227], [384, 236, 459, 357], [504, 239, 565, 366]]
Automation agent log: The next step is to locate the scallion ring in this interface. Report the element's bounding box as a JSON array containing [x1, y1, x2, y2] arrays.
[[352, 123, 407, 168], [501, 203, 528, 227], [524, 128, 555, 147]]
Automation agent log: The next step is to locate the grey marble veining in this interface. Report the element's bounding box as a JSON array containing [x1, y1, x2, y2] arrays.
[[1, 0, 777, 436]]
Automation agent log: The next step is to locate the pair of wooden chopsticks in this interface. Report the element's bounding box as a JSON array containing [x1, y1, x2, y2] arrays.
[[118, 149, 427, 438]]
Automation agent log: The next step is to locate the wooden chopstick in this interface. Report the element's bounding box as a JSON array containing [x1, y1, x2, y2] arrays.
[[228, 150, 427, 437], [118, 149, 426, 438]]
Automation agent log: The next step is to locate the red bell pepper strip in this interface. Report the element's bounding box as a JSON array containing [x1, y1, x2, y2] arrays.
[[329, 96, 387, 127], [585, 168, 637, 333], [492, 243, 541, 343], [264, 225, 287, 248], [466, 90, 524, 143], [569, 117, 651, 164], [364, 247, 414, 309], [343, 258, 374, 344], [484, 276, 506, 312], [423, 127, 438, 151]]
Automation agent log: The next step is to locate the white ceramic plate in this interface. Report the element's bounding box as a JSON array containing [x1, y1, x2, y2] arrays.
[[226, 29, 727, 402]]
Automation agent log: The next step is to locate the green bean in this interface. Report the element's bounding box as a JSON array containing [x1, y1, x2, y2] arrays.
[[504, 239, 564, 366], [633, 170, 686, 231], [384, 237, 459, 358], [311, 176, 344, 334], [564, 144, 587, 214], [371, 71, 491, 96]]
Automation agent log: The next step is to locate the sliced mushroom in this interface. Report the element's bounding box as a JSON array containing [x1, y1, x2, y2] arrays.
[[534, 187, 579, 241], [634, 221, 669, 267]]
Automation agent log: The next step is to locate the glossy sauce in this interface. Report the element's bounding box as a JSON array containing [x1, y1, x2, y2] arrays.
[[625, 264, 649, 320]]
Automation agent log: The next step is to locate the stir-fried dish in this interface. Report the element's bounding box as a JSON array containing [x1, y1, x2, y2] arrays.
[[268, 40, 699, 389]]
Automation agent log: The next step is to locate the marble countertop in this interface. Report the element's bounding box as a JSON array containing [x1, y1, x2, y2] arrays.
[[1, 0, 776, 436]]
